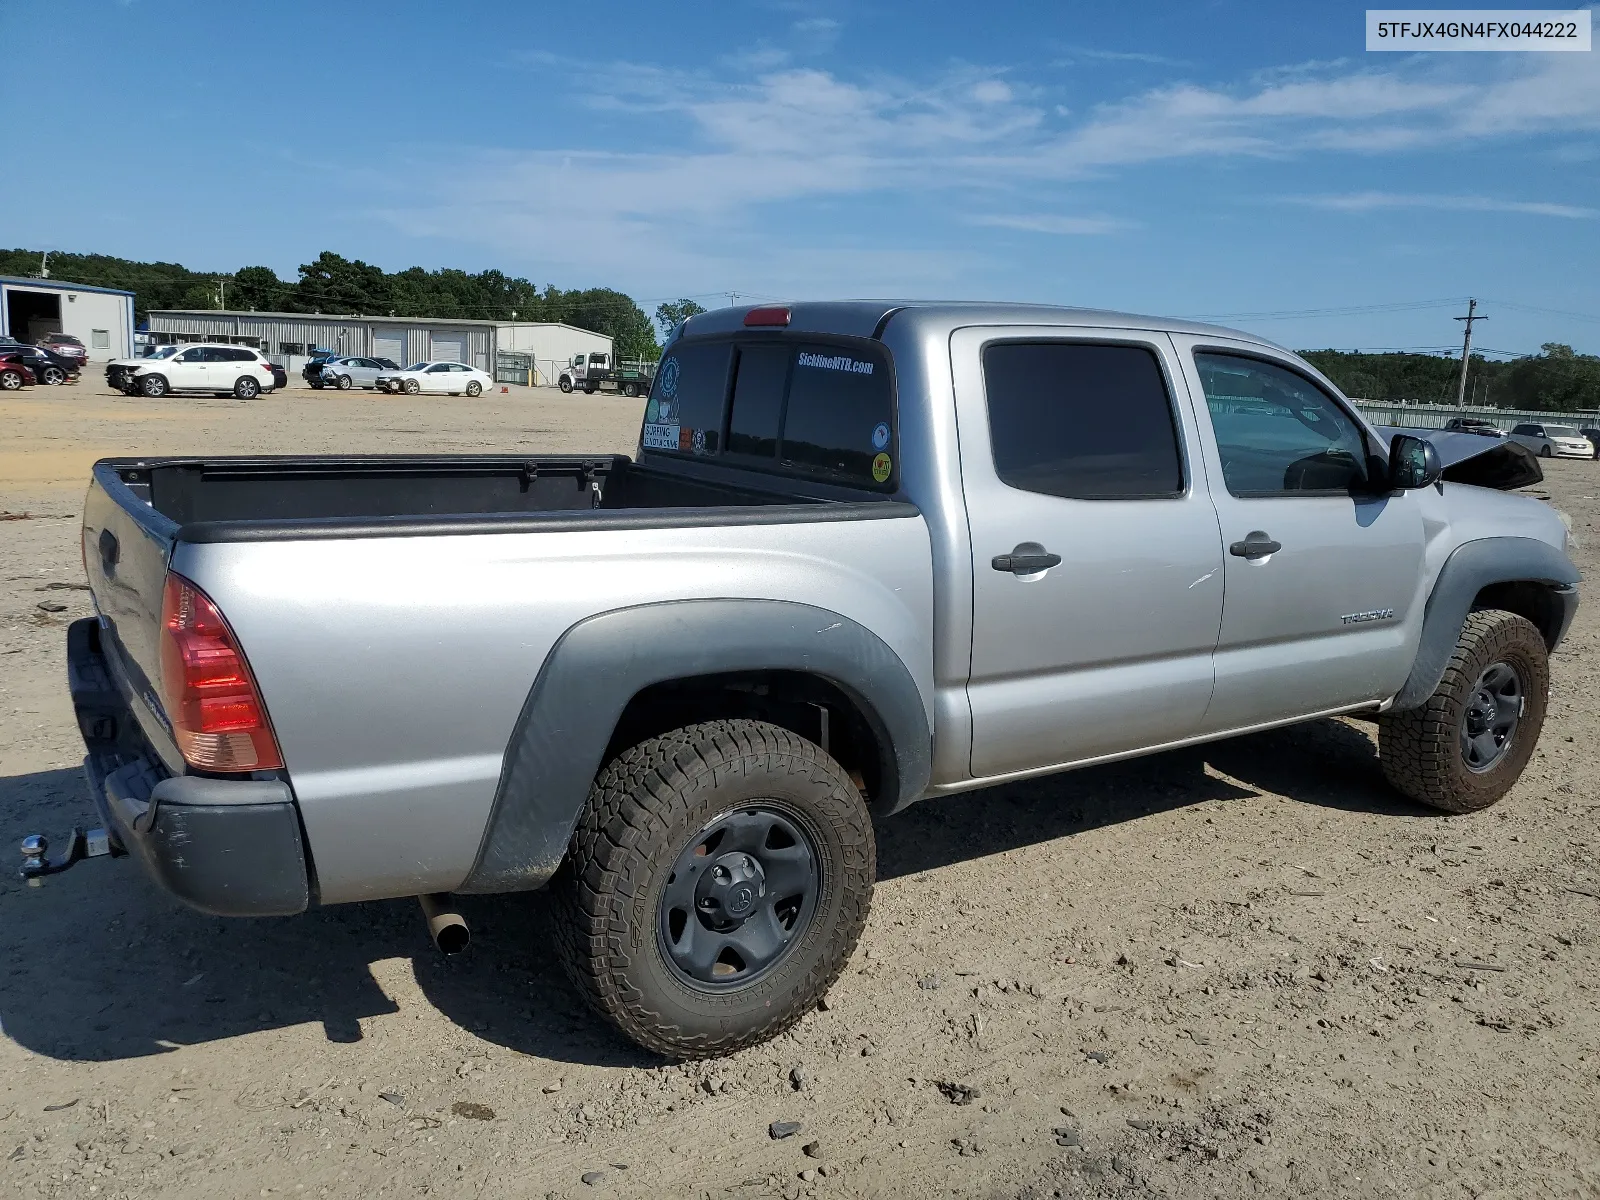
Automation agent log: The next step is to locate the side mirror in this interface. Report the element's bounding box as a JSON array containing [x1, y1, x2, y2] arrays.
[[1389, 433, 1443, 490]]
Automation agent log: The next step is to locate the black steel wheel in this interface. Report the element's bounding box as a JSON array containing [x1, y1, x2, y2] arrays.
[[657, 805, 820, 990], [1380, 609, 1549, 813], [555, 719, 874, 1058], [1460, 661, 1521, 772]]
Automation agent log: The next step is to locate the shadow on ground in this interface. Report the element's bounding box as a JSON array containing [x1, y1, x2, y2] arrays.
[[0, 718, 1432, 1068]]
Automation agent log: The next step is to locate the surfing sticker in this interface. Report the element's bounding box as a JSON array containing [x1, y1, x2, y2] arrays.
[[641, 423, 679, 450]]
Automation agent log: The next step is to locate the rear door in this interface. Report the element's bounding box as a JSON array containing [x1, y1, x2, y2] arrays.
[[1171, 339, 1425, 730], [955, 328, 1226, 777]]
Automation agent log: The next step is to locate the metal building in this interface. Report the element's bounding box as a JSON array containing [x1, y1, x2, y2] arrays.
[[147, 310, 499, 373], [146, 310, 615, 383], [1, 276, 135, 362]]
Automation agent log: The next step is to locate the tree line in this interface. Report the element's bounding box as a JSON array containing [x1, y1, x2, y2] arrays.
[[0, 248, 667, 360], [1302, 344, 1600, 413]]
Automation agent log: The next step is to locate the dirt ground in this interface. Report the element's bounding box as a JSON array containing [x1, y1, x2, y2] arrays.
[[1, 377, 1597, 1200]]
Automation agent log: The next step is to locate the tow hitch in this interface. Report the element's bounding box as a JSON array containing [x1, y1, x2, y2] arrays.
[[19, 827, 124, 885]]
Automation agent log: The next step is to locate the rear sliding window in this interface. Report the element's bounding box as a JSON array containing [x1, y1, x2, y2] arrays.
[[643, 338, 896, 488]]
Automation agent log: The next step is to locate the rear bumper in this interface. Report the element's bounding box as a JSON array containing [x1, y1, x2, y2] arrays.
[[68, 618, 311, 917]]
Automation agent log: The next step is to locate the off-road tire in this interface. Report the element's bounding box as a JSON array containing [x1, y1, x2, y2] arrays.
[[465, 380, 482, 397], [1379, 609, 1549, 813], [234, 375, 260, 400], [140, 374, 168, 398], [553, 719, 875, 1059]]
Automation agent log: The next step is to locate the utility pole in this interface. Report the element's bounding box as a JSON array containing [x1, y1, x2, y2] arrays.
[[1454, 298, 1484, 407], [216, 278, 228, 310], [39, 251, 49, 279]]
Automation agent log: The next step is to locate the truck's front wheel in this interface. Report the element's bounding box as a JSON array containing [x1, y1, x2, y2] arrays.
[[554, 719, 874, 1058], [1379, 609, 1549, 813]]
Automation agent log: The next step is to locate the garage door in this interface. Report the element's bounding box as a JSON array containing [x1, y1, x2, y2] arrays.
[[373, 332, 405, 363], [430, 334, 466, 363]]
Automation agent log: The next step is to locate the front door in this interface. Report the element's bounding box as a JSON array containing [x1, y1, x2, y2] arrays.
[[1172, 339, 1426, 731], [956, 328, 1226, 779], [166, 347, 210, 390]]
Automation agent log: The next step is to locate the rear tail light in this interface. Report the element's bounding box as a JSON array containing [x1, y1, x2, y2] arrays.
[[743, 306, 791, 327], [159, 573, 283, 772]]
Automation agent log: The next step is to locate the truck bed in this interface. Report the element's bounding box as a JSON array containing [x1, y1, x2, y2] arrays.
[[102, 453, 904, 540]]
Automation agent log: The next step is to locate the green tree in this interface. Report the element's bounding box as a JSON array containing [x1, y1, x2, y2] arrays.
[[654, 298, 707, 336], [294, 251, 390, 315], [231, 265, 286, 311]]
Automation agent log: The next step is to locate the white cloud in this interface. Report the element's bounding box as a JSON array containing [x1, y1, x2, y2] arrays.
[[1283, 192, 1598, 219], [368, 50, 1600, 292], [970, 213, 1129, 235]]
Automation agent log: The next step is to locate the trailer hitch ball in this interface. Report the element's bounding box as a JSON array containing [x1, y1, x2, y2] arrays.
[[20, 827, 122, 885]]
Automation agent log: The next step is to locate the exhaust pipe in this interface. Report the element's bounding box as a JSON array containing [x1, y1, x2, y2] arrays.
[[418, 893, 470, 955]]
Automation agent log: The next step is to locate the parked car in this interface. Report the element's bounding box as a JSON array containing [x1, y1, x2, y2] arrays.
[[269, 362, 289, 391], [302, 351, 344, 389], [2, 343, 80, 385], [43, 301, 1579, 1061], [106, 344, 182, 391], [1443, 417, 1504, 437], [375, 360, 492, 395], [1580, 427, 1600, 460], [320, 356, 400, 390], [39, 333, 89, 366], [121, 343, 278, 399], [1508, 422, 1594, 459], [0, 352, 37, 389]]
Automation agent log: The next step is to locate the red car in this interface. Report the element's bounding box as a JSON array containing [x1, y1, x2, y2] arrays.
[[0, 353, 38, 390], [38, 333, 89, 366]]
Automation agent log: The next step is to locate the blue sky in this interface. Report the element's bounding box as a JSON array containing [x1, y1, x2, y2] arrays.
[[3, 0, 1598, 353]]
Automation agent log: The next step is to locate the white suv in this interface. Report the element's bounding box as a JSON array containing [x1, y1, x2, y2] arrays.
[[123, 344, 278, 399]]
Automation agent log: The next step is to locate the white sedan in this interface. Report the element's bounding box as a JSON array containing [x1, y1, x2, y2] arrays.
[[376, 361, 493, 396]]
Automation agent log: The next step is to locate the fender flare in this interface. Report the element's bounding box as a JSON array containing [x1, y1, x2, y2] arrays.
[[458, 599, 932, 894], [1392, 536, 1579, 711]]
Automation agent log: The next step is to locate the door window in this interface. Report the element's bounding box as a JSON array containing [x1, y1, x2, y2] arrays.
[[981, 342, 1183, 499], [1195, 353, 1370, 497], [426, 364, 450, 373]]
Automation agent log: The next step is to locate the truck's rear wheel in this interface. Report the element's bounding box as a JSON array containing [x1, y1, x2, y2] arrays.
[[554, 719, 874, 1058], [622, 381, 638, 398], [1379, 610, 1549, 813]]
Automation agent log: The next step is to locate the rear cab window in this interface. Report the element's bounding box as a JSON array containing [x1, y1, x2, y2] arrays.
[[641, 336, 896, 489]]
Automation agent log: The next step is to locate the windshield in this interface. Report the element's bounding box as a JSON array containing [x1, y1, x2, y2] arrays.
[[1546, 426, 1582, 438]]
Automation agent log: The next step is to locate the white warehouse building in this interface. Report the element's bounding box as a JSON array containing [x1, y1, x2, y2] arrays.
[[1, 276, 136, 362], [147, 309, 613, 383]]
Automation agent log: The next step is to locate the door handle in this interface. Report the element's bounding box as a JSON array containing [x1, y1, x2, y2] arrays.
[[992, 543, 1062, 575], [1229, 531, 1282, 560]]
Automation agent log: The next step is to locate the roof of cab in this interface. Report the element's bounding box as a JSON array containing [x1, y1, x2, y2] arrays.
[[676, 300, 1284, 350]]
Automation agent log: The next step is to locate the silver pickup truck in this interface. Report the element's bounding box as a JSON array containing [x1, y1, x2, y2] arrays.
[[33, 301, 1579, 1060]]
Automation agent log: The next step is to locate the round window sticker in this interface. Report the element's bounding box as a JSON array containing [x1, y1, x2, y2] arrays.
[[659, 356, 680, 399], [871, 421, 890, 451], [645, 398, 660, 423], [871, 452, 893, 484]]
